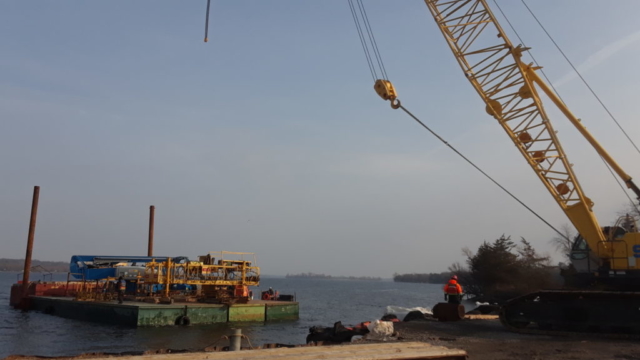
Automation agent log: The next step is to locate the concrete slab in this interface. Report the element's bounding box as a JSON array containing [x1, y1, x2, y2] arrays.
[[12, 342, 467, 360]]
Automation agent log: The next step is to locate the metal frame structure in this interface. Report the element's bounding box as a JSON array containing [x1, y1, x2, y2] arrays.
[[144, 252, 260, 299], [423, 0, 640, 255]]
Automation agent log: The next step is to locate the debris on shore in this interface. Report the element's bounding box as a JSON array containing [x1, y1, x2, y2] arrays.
[[306, 304, 499, 346]]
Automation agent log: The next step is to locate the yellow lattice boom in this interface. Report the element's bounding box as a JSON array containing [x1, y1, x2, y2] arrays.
[[424, 0, 607, 247]]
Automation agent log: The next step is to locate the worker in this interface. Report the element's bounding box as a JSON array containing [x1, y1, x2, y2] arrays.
[[116, 276, 126, 304], [268, 287, 274, 297], [443, 275, 463, 304]]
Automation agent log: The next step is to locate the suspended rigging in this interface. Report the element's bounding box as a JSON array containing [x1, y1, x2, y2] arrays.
[[350, 0, 569, 240]]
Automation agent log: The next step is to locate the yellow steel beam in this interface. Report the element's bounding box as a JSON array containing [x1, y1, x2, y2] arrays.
[[527, 68, 640, 198]]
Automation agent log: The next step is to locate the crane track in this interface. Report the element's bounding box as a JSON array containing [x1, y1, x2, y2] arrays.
[[499, 290, 640, 340], [500, 314, 640, 341]]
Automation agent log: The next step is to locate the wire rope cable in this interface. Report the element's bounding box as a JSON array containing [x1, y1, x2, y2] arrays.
[[395, 103, 571, 241], [348, 0, 377, 81], [348, 0, 389, 81], [356, 0, 389, 80]]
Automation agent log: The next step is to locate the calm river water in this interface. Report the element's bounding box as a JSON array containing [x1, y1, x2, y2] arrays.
[[0, 272, 470, 358]]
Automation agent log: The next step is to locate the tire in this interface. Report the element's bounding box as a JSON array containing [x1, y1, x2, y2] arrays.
[[175, 315, 191, 326]]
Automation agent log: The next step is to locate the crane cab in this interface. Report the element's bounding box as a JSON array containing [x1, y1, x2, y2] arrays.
[[569, 215, 640, 290]]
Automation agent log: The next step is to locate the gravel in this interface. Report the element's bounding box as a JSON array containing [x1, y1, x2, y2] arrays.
[[386, 319, 640, 360]]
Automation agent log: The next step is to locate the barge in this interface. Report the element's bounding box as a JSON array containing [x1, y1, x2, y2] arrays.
[[11, 252, 299, 327]]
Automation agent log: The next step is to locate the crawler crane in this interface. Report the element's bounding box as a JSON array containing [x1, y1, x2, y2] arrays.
[[375, 0, 640, 334]]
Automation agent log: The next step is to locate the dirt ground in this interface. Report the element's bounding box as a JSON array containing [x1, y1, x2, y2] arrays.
[[5, 319, 640, 360], [390, 319, 640, 360]]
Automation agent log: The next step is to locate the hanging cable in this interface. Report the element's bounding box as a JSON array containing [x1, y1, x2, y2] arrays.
[[204, 0, 211, 42], [348, 0, 377, 81], [356, 0, 389, 80], [520, 0, 640, 157], [346, 1, 569, 240], [602, 155, 639, 208], [348, 0, 389, 82], [390, 102, 571, 241]]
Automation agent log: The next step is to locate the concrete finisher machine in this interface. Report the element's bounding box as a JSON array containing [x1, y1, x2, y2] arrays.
[[374, 1, 640, 335]]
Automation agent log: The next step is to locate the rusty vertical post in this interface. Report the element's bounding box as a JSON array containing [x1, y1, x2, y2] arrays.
[[148, 205, 155, 257], [21, 186, 40, 308], [164, 257, 171, 298]]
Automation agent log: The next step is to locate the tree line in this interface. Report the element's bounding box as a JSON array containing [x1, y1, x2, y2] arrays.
[[450, 235, 562, 301], [0, 258, 68, 272], [286, 272, 382, 281], [394, 234, 564, 303], [393, 272, 451, 284]]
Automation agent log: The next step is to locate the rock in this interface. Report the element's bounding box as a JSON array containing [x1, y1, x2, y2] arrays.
[[380, 314, 398, 322], [306, 325, 334, 344], [403, 310, 431, 322], [306, 321, 369, 344]]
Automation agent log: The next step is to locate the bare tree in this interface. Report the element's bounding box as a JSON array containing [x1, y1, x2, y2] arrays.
[[461, 246, 474, 259], [548, 224, 574, 262], [448, 262, 466, 274], [616, 201, 640, 221]]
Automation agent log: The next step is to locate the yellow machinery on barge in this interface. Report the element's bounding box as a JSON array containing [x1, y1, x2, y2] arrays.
[[143, 251, 260, 303], [73, 252, 260, 304]]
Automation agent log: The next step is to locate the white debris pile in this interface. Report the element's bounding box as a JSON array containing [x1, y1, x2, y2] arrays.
[[364, 320, 396, 341]]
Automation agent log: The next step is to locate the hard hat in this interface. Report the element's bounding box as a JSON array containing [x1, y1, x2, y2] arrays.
[[451, 275, 458, 280]]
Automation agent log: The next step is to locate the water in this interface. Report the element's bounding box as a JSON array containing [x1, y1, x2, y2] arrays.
[[0, 272, 464, 358]]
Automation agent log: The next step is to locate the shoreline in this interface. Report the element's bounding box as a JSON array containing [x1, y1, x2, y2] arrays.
[[5, 317, 640, 360]]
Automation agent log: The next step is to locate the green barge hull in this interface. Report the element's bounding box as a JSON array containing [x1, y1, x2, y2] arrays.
[[29, 296, 298, 327]]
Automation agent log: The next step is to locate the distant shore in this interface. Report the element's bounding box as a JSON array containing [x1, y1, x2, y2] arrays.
[[0, 258, 68, 273], [285, 273, 383, 281]]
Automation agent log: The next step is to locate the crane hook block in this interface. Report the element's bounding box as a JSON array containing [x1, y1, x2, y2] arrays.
[[374, 79, 397, 102]]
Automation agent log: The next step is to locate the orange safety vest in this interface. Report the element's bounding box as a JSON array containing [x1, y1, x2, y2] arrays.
[[443, 279, 463, 295]]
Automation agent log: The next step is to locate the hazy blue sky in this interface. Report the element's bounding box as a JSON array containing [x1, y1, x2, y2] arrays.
[[3, 1, 640, 277]]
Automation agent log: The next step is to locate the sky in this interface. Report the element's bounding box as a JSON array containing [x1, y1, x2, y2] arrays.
[[2, 1, 640, 278]]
